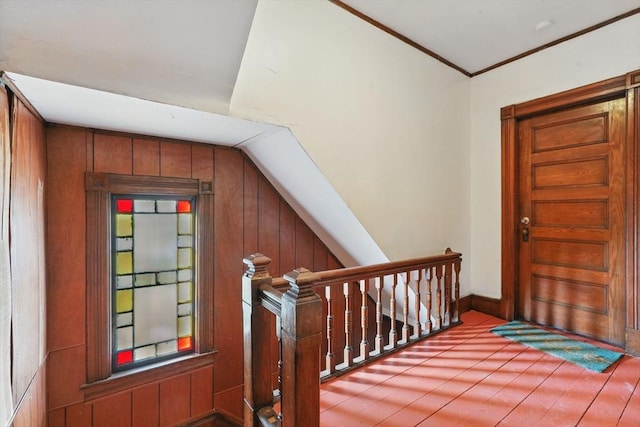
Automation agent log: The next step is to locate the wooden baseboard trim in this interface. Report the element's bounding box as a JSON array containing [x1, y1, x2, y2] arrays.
[[457, 294, 503, 319], [458, 295, 473, 314], [626, 328, 640, 356], [471, 295, 503, 319]]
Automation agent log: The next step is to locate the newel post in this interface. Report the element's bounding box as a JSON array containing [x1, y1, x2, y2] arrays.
[[242, 254, 275, 426], [280, 268, 322, 427]]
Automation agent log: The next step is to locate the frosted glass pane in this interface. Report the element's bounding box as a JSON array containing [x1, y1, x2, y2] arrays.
[[178, 248, 191, 268], [117, 312, 132, 327], [178, 269, 191, 282], [134, 200, 155, 213], [117, 275, 132, 289], [135, 273, 155, 287], [116, 214, 132, 237], [116, 252, 133, 275], [157, 340, 177, 356], [134, 285, 177, 347], [178, 303, 191, 316], [158, 271, 177, 284], [117, 327, 133, 350], [178, 282, 192, 303], [116, 289, 133, 313], [117, 237, 132, 251], [134, 345, 156, 361], [157, 200, 176, 213], [133, 213, 177, 272], [178, 315, 192, 337], [177, 235, 192, 248], [178, 214, 191, 234]]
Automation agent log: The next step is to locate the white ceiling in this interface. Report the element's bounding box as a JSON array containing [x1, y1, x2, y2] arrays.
[[1, 0, 639, 114], [0, 0, 258, 114], [340, 0, 640, 75]]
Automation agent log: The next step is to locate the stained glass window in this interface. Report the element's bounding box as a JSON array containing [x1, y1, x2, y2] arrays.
[[112, 195, 195, 371]]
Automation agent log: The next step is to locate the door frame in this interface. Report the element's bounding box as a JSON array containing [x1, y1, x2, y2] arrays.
[[500, 69, 640, 353]]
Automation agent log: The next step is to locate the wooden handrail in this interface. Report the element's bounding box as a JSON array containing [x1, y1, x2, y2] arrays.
[[243, 249, 463, 426], [312, 250, 461, 286]]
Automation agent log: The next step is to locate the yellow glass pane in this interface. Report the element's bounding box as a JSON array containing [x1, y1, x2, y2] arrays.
[[116, 289, 133, 313], [116, 252, 133, 275], [116, 214, 133, 237]]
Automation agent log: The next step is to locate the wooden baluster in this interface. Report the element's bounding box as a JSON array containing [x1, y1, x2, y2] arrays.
[[425, 267, 433, 334], [402, 271, 410, 343], [435, 264, 443, 330], [389, 275, 397, 348], [444, 261, 452, 327], [281, 267, 322, 427], [325, 286, 336, 374], [276, 316, 282, 414], [414, 269, 422, 338], [375, 276, 384, 354], [359, 279, 370, 361], [454, 257, 461, 323], [242, 253, 276, 426], [343, 282, 353, 366]]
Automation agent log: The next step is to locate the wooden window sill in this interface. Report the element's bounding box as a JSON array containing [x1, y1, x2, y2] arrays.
[[81, 350, 216, 401]]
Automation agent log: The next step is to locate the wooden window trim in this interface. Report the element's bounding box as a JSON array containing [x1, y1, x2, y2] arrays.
[[84, 172, 215, 396]]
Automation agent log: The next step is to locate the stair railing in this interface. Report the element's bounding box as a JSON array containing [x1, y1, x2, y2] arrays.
[[242, 249, 462, 426]]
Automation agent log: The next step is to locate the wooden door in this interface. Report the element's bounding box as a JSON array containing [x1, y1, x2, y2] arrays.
[[517, 98, 626, 345]]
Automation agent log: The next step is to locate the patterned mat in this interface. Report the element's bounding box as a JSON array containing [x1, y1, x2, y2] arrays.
[[491, 321, 623, 373]]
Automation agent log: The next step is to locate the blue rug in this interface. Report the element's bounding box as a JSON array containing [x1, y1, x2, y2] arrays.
[[491, 321, 623, 373]]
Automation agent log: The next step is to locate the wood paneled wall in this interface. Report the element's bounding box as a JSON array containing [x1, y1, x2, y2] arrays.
[[46, 125, 340, 425], [9, 98, 47, 426]]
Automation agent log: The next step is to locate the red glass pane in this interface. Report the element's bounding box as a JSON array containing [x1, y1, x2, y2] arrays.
[[177, 200, 191, 213], [178, 336, 192, 351], [116, 199, 133, 213], [116, 350, 133, 365]]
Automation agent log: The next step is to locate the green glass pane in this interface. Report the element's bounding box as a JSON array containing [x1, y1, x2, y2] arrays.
[[178, 303, 191, 316], [135, 273, 156, 287], [134, 200, 155, 213], [157, 340, 177, 356], [116, 289, 133, 313], [158, 271, 177, 284], [178, 315, 192, 338], [117, 275, 132, 289], [116, 252, 133, 275], [117, 326, 133, 350], [134, 345, 156, 361], [178, 214, 191, 234], [177, 235, 192, 248], [178, 248, 191, 268], [178, 282, 192, 303], [117, 312, 132, 327], [116, 214, 133, 237], [157, 200, 177, 213], [178, 269, 191, 282]]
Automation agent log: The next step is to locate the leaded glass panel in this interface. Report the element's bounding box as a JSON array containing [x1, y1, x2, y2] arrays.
[[112, 195, 195, 371]]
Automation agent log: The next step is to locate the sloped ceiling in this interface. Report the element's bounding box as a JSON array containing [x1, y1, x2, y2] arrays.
[[0, 0, 258, 114]]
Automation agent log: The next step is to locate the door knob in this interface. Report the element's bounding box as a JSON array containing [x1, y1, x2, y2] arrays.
[[520, 216, 530, 225]]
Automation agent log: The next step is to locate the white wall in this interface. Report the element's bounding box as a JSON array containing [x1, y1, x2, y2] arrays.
[[469, 14, 640, 298], [231, 0, 471, 282]]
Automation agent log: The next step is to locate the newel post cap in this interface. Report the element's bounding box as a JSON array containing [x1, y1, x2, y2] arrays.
[[283, 267, 320, 298], [243, 253, 272, 279]]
